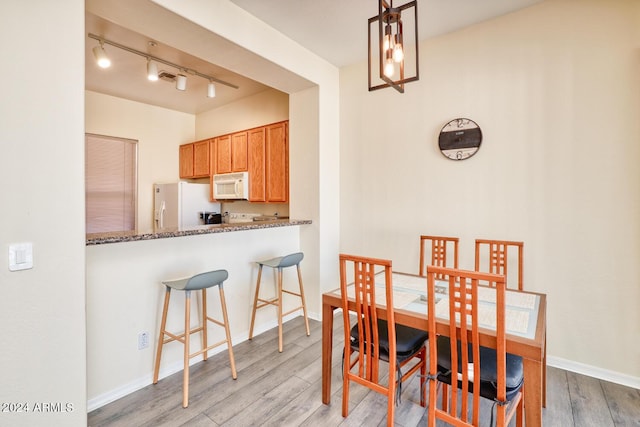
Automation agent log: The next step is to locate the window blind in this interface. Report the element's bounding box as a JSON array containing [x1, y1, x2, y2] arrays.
[[85, 134, 137, 234]]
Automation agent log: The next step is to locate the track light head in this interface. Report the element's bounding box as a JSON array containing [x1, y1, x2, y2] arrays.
[[147, 59, 158, 81], [207, 81, 216, 98], [176, 74, 187, 91], [92, 42, 111, 68]]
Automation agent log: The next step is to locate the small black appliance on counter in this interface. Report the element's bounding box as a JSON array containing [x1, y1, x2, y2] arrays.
[[200, 212, 222, 225]]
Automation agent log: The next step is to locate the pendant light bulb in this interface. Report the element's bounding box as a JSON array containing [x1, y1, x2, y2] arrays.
[[384, 57, 395, 78], [93, 43, 111, 68], [383, 25, 393, 51], [207, 81, 216, 98], [393, 42, 404, 63], [393, 22, 404, 63], [147, 59, 158, 81]]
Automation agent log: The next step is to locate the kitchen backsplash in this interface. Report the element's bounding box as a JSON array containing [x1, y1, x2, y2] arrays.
[[220, 200, 289, 217]]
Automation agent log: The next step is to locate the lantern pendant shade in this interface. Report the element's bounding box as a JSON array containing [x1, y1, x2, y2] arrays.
[[368, 0, 419, 93]]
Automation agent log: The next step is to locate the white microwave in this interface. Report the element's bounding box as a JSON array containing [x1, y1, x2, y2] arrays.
[[213, 172, 249, 200]]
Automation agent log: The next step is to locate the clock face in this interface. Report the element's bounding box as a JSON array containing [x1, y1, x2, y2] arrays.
[[438, 118, 482, 161]]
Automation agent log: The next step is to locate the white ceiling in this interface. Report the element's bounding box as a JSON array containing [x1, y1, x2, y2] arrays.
[[230, 0, 543, 68], [85, 0, 543, 114]]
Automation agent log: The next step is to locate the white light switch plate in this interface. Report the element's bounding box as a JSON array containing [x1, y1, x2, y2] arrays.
[[9, 242, 33, 271]]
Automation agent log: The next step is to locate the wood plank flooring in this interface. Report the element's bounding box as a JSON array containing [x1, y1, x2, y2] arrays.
[[89, 316, 640, 426]]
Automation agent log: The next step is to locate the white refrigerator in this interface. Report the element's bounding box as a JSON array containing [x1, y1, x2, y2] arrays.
[[153, 182, 221, 232]]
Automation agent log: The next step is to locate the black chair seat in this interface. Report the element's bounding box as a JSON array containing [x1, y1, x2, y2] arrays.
[[436, 336, 524, 402], [350, 319, 428, 362]]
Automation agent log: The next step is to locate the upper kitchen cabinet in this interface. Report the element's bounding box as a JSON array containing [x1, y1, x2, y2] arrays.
[[204, 120, 289, 203], [214, 134, 232, 174], [231, 131, 248, 172], [248, 121, 288, 203], [248, 127, 266, 201], [266, 121, 289, 203], [214, 132, 248, 174], [179, 143, 194, 178], [179, 139, 210, 179]]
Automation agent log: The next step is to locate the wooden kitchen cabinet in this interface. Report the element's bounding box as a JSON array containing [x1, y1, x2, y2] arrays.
[[179, 143, 194, 178], [179, 139, 211, 178], [265, 121, 289, 203], [215, 134, 232, 174], [248, 127, 266, 201], [231, 131, 248, 172], [195, 120, 289, 203], [213, 132, 248, 175], [193, 139, 210, 177]]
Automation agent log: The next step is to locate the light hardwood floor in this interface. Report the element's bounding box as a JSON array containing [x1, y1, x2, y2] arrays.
[[88, 316, 640, 426]]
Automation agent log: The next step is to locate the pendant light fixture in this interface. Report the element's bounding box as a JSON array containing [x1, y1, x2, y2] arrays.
[[368, 0, 419, 93], [207, 81, 216, 98]]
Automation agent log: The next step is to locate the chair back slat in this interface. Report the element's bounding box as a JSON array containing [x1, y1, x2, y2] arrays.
[[419, 235, 459, 277], [340, 254, 396, 385], [475, 239, 524, 290], [427, 266, 518, 426]]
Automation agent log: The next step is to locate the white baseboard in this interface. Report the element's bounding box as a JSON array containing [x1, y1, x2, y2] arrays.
[[87, 311, 312, 412], [547, 355, 640, 390]]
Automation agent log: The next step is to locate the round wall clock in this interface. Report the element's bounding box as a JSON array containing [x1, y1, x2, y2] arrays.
[[438, 118, 482, 160]]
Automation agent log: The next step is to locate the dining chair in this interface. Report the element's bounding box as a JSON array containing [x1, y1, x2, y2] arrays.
[[425, 266, 523, 427], [339, 254, 428, 427], [419, 235, 459, 277], [475, 239, 524, 290]]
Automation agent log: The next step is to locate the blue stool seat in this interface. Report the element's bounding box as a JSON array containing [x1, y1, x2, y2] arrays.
[[152, 269, 237, 408], [249, 252, 310, 352]]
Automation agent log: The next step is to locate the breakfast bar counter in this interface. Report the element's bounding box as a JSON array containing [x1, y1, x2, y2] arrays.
[[86, 218, 312, 245], [86, 218, 313, 409]]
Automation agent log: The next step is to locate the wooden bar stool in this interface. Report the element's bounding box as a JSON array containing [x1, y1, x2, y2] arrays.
[[153, 269, 237, 408], [249, 252, 310, 352]]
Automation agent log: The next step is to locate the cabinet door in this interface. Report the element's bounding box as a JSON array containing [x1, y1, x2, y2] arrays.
[[231, 131, 248, 172], [209, 139, 217, 201], [179, 143, 194, 178], [248, 127, 266, 202], [265, 122, 288, 203], [193, 139, 210, 177], [215, 134, 232, 174]]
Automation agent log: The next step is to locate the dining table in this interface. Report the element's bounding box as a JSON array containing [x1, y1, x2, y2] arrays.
[[321, 271, 547, 427]]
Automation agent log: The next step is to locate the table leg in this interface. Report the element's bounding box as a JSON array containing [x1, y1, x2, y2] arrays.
[[523, 357, 542, 427], [543, 325, 547, 408], [322, 302, 334, 404]]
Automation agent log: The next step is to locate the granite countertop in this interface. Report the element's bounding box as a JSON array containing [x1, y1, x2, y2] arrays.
[[86, 219, 312, 245]]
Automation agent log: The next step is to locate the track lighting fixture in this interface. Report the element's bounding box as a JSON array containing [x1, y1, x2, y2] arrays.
[[92, 41, 111, 69], [88, 33, 239, 96], [175, 74, 187, 91]]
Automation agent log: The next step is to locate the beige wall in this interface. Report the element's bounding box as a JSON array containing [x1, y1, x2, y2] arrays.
[[196, 88, 289, 139], [0, 1, 87, 425], [340, 0, 640, 383]]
